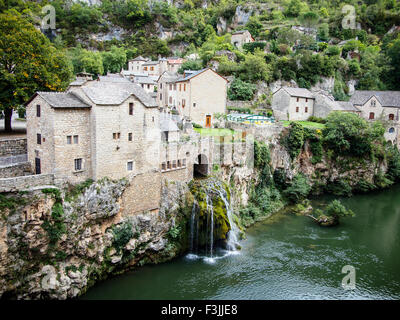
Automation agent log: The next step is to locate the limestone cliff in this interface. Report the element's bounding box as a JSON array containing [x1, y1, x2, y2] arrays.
[[0, 178, 193, 299]]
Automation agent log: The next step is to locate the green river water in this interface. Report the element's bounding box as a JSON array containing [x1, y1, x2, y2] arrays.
[[82, 184, 400, 300]]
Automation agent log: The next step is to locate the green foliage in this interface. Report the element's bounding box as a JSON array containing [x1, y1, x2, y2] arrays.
[[68, 47, 104, 76], [283, 122, 305, 160], [273, 169, 287, 191], [386, 145, 400, 182], [325, 179, 352, 197], [227, 106, 252, 114], [238, 50, 272, 83], [0, 12, 72, 130], [0, 193, 27, 213], [42, 201, 66, 246], [283, 173, 311, 203], [167, 225, 181, 240], [322, 112, 385, 158], [101, 46, 127, 74], [227, 78, 256, 101], [64, 179, 94, 202], [112, 222, 134, 252], [254, 140, 271, 169], [245, 16, 263, 38], [324, 199, 355, 219], [354, 179, 376, 194], [178, 60, 203, 73], [243, 42, 267, 54]]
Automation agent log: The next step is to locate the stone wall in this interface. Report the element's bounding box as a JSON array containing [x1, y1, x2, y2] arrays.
[[225, 121, 284, 142], [0, 138, 27, 157], [0, 162, 31, 179], [121, 170, 162, 215], [0, 174, 54, 192]]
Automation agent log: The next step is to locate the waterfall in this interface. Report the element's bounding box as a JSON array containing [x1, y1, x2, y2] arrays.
[[188, 178, 241, 261], [189, 201, 197, 253], [206, 194, 214, 258], [217, 188, 240, 251]]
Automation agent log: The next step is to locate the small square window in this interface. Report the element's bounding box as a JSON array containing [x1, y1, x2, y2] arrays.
[[182, 159, 186, 167], [178, 160, 181, 167], [128, 132, 132, 141], [167, 161, 171, 169], [67, 136, 72, 144], [161, 162, 166, 171], [127, 161, 133, 171], [74, 158, 82, 171], [172, 160, 177, 169], [193, 103, 196, 107], [296, 107, 299, 113], [73, 135, 78, 144], [113, 133, 116, 139], [117, 132, 121, 139], [37, 133, 41, 145]]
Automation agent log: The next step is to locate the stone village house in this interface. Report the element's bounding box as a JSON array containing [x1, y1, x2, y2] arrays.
[[272, 87, 400, 146], [231, 30, 254, 49], [157, 68, 228, 128]]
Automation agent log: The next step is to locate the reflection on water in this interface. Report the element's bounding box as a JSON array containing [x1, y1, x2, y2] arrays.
[[82, 185, 400, 300]]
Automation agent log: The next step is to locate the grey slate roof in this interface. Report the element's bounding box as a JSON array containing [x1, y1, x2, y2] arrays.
[[82, 81, 157, 107], [158, 71, 182, 83], [36, 92, 90, 109], [337, 101, 359, 112], [130, 56, 148, 62], [98, 75, 131, 83], [349, 90, 400, 108], [142, 61, 160, 66], [279, 87, 314, 99]]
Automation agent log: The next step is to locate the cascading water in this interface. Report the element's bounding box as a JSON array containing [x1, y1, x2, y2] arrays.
[[206, 194, 214, 258], [217, 188, 240, 251], [187, 178, 241, 262]]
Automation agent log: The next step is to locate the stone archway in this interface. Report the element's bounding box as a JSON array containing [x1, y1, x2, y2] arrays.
[[194, 154, 209, 177]]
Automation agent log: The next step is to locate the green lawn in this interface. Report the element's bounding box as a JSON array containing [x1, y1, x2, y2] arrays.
[[280, 120, 325, 129], [194, 128, 235, 136]]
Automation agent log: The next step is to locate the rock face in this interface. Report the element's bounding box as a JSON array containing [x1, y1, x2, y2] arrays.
[[0, 178, 193, 299]]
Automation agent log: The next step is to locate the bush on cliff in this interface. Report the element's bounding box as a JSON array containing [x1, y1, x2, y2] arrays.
[[283, 173, 311, 203], [322, 112, 385, 158], [282, 122, 305, 160], [309, 200, 355, 227]]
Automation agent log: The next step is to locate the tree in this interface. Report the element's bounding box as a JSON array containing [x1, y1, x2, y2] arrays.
[[323, 112, 385, 157], [102, 46, 127, 74], [238, 50, 272, 83], [68, 47, 104, 76], [178, 60, 203, 74], [283, 173, 311, 203], [227, 78, 256, 101], [309, 200, 355, 226], [299, 11, 319, 30], [285, 0, 309, 17], [245, 16, 263, 38], [0, 12, 72, 132], [386, 37, 400, 90]]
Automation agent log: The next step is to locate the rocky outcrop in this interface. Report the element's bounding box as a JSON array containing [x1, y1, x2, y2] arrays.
[[0, 178, 193, 299]]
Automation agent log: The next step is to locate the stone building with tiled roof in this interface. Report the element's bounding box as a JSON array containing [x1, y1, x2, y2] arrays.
[[25, 76, 161, 184], [157, 68, 228, 128]]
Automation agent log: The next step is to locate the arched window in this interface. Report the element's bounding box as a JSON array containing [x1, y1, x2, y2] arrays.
[[369, 112, 375, 120], [389, 127, 395, 133], [389, 114, 395, 121]]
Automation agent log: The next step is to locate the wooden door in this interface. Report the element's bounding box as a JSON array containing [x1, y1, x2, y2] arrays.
[[35, 158, 41, 174], [206, 115, 211, 128]]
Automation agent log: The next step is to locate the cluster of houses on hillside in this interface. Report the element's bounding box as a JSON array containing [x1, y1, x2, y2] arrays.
[[21, 50, 400, 189], [24, 61, 227, 187], [271, 87, 400, 145]]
